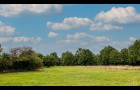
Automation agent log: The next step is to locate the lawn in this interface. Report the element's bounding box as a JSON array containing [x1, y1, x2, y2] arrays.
[[0, 66, 140, 86]]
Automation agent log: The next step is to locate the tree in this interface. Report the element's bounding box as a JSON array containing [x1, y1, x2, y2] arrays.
[[99, 46, 116, 65], [120, 48, 129, 65], [37, 53, 44, 59], [10, 46, 34, 59], [10, 46, 43, 70], [12, 52, 43, 70], [128, 40, 140, 65], [61, 51, 75, 66], [50, 52, 61, 66], [43, 55, 56, 67], [0, 44, 3, 56], [94, 54, 100, 65], [0, 53, 12, 72], [50, 52, 58, 58], [74, 48, 83, 65], [75, 48, 95, 65], [109, 49, 120, 65]]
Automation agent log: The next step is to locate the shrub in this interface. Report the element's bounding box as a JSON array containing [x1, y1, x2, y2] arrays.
[[12, 53, 43, 71]]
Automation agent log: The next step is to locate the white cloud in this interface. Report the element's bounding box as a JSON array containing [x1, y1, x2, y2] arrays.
[[13, 37, 42, 42], [0, 21, 15, 35], [57, 39, 89, 47], [129, 37, 137, 42], [66, 32, 110, 42], [80, 42, 88, 46], [0, 36, 42, 43], [110, 41, 132, 47], [57, 39, 78, 44], [94, 6, 140, 24], [47, 22, 71, 30], [13, 37, 31, 42], [47, 17, 92, 30], [95, 36, 111, 42], [67, 32, 94, 39], [48, 32, 58, 38], [0, 37, 12, 43], [0, 21, 42, 44], [0, 4, 63, 17], [107, 37, 137, 48], [90, 22, 123, 31], [35, 37, 42, 42]]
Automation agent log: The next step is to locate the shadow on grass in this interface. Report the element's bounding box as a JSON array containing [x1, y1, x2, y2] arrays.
[[0, 67, 48, 74]]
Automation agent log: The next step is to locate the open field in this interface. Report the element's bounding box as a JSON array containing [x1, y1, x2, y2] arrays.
[[0, 66, 140, 86]]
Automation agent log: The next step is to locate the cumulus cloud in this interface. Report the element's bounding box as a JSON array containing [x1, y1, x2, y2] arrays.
[[57, 39, 78, 44], [47, 17, 92, 30], [0, 21, 15, 35], [95, 36, 111, 42], [0, 37, 12, 43], [67, 32, 94, 39], [89, 22, 123, 31], [48, 32, 58, 38], [80, 42, 88, 46], [57, 39, 89, 47], [0, 36, 42, 43], [94, 6, 140, 24], [129, 37, 137, 42], [0, 4, 63, 17], [107, 37, 137, 48], [13, 37, 42, 42], [0, 21, 42, 44], [66, 32, 110, 42]]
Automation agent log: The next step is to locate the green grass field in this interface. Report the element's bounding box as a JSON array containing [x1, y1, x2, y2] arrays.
[[0, 66, 140, 86]]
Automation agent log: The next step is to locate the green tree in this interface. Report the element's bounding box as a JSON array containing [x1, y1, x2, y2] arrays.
[[50, 52, 58, 58], [75, 48, 83, 65], [61, 51, 75, 66], [37, 53, 44, 59], [75, 48, 95, 65], [99, 46, 116, 65], [10, 47, 43, 70], [109, 49, 120, 65], [128, 40, 140, 65], [50, 52, 61, 66], [94, 54, 101, 65], [0, 44, 3, 56], [0, 53, 13, 72], [43, 55, 56, 67], [120, 48, 129, 65]]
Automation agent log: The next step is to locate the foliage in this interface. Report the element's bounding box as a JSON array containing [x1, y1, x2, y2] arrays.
[[128, 40, 140, 65], [1, 39, 140, 72], [0, 53, 13, 72], [109, 49, 120, 65], [99, 46, 116, 65], [43, 55, 56, 67], [12, 52, 43, 70], [75, 48, 95, 65], [120, 48, 129, 65], [61, 51, 75, 66]]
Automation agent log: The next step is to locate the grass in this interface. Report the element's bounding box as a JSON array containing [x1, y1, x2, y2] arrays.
[[0, 66, 140, 86]]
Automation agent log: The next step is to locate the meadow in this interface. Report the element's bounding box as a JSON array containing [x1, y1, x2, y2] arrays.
[[0, 66, 140, 86]]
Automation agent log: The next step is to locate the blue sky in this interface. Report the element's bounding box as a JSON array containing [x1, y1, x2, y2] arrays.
[[0, 4, 140, 57]]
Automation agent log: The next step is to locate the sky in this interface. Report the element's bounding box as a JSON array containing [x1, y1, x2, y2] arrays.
[[0, 4, 140, 57]]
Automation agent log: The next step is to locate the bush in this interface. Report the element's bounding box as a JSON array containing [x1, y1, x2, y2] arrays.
[[0, 53, 13, 72], [12, 53, 43, 71]]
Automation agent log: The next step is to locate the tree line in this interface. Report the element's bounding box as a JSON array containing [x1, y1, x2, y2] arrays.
[[0, 39, 140, 72]]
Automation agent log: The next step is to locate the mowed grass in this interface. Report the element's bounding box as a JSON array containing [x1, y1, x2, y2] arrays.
[[0, 66, 140, 86]]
